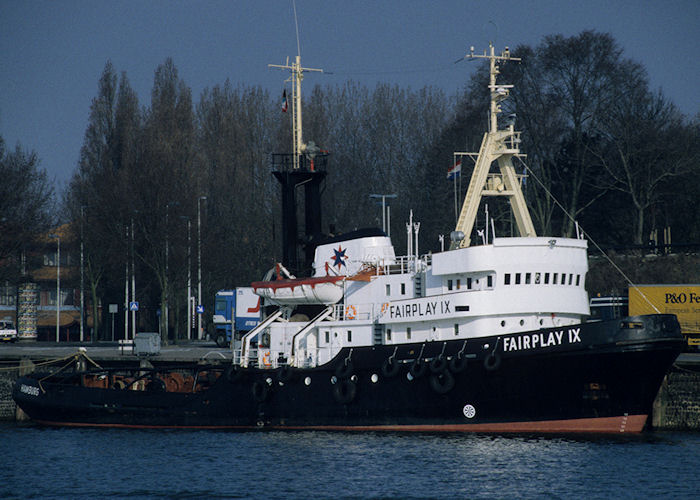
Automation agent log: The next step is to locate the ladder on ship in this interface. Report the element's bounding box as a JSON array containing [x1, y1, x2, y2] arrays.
[[290, 306, 334, 367], [239, 308, 289, 367]]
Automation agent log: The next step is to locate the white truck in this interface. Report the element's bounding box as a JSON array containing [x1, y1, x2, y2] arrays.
[[0, 318, 17, 342]]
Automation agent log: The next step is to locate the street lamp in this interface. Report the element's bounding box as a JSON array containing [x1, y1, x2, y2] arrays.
[[197, 196, 207, 340], [180, 216, 192, 340], [49, 233, 60, 343]]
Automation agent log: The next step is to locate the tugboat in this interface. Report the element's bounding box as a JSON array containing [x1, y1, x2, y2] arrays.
[[14, 44, 684, 432]]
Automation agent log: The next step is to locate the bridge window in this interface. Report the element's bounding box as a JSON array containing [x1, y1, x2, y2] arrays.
[[535, 272, 541, 284], [553, 273, 558, 284], [504, 273, 511, 285], [515, 273, 521, 285], [525, 273, 531, 284], [544, 273, 550, 284]]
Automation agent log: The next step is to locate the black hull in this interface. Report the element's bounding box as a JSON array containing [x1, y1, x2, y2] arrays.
[[13, 315, 684, 433]]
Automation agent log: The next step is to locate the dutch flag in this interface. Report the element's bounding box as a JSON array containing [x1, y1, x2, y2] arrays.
[[447, 159, 462, 180]]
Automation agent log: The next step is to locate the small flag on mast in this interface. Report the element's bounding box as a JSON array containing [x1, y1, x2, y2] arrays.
[[447, 159, 462, 180], [282, 89, 288, 112]]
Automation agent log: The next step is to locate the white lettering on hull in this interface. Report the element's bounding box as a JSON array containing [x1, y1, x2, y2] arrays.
[[503, 328, 582, 352]]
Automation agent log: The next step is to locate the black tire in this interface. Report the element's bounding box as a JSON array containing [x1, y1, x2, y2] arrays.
[[278, 365, 295, 384], [429, 357, 448, 374], [335, 360, 354, 379], [147, 378, 166, 392], [381, 358, 400, 378], [409, 359, 427, 378], [252, 380, 268, 402], [225, 365, 243, 383], [429, 370, 455, 394], [332, 379, 357, 404], [449, 355, 468, 374], [484, 352, 502, 372], [215, 333, 228, 348]]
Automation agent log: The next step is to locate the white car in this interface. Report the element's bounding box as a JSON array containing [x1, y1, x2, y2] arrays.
[[0, 318, 17, 342]]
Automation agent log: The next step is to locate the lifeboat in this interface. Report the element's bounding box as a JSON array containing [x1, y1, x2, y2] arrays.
[[251, 275, 345, 305]]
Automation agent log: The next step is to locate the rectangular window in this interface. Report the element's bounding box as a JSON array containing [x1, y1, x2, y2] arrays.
[[401, 283, 406, 295], [386, 329, 392, 341], [454, 324, 459, 336], [456, 279, 461, 290], [525, 273, 531, 284], [447, 279, 453, 291], [561, 273, 567, 285], [386, 284, 391, 296], [325, 331, 330, 344], [576, 274, 581, 286], [504, 273, 511, 285], [544, 273, 550, 284], [467, 277, 473, 289], [569, 274, 573, 285], [515, 273, 521, 285], [535, 272, 541, 284], [406, 327, 412, 340], [347, 331, 352, 342], [553, 273, 558, 285], [487, 275, 493, 288]]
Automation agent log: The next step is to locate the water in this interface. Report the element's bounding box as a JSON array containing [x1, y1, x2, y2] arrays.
[[1, 424, 699, 499]]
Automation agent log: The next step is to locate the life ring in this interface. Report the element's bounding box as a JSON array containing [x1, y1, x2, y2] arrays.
[[409, 359, 427, 378], [484, 352, 502, 372], [333, 379, 357, 404], [345, 305, 357, 320], [262, 351, 272, 367], [380, 303, 389, 315], [381, 357, 400, 377], [335, 359, 354, 379], [429, 370, 455, 394]]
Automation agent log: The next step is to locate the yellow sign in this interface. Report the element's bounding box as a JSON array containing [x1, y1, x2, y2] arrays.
[[629, 285, 700, 339]]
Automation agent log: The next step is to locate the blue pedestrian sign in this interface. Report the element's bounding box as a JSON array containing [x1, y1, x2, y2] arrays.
[[129, 301, 139, 312], [196, 305, 205, 314]]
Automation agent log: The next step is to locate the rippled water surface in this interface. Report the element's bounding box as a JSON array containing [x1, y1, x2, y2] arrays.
[[2, 424, 699, 499]]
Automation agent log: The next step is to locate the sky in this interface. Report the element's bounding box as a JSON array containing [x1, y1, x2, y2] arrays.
[[1, 0, 698, 192]]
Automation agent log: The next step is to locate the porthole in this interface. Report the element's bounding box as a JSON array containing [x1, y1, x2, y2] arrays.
[[519, 319, 524, 326], [500, 320, 506, 327]]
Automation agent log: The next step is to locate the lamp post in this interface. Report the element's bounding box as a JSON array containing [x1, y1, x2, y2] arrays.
[[197, 196, 206, 340], [181, 216, 192, 340], [49, 233, 60, 342], [369, 194, 397, 237]]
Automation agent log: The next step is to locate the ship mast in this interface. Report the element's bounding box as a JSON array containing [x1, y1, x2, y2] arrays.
[[269, 56, 323, 170], [452, 43, 536, 248]]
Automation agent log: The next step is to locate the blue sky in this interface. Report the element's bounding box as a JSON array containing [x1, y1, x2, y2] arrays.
[[1, 0, 698, 190]]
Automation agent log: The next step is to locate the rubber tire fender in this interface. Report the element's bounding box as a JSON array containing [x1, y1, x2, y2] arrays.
[[381, 358, 400, 378], [429, 357, 448, 374], [449, 355, 468, 374], [335, 360, 354, 379], [429, 369, 455, 394], [409, 359, 428, 378], [333, 379, 357, 404], [252, 380, 269, 402], [483, 352, 502, 372]]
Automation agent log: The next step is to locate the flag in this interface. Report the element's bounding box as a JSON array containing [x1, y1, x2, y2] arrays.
[[447, 159, 462, 180], [282, 89, 288, 112]]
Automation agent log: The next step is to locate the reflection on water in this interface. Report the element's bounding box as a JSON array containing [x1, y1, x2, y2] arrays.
[[2, 424, 698, 499]]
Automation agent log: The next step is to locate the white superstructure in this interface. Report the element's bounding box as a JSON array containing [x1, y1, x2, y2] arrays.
[[238, 44, 590, 369]]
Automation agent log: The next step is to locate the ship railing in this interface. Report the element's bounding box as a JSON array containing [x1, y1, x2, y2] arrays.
[[363, 254, 431, 277]]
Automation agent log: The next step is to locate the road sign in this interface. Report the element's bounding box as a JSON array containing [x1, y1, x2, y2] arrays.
[[196, 305, 204, 314], [129, 301, 139, 312]]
